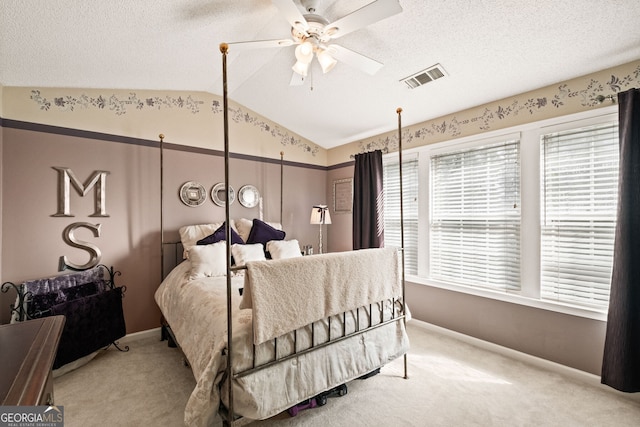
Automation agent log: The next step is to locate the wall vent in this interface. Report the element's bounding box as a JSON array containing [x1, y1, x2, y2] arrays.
[[400, 64, 447, 89]]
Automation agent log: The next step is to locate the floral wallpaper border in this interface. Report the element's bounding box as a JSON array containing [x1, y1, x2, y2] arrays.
[[357, 64, 640, 154], [29, 90, 320, 156]]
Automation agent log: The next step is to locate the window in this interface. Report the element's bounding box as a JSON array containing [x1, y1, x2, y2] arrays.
[[540, 122, 619, 308], [383, 155, 419, 274], [430, 140, 521, 292], [382, 109, 619, 315]]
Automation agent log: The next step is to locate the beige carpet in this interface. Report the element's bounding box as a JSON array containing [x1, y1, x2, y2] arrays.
[[54, 322, 640, 426]]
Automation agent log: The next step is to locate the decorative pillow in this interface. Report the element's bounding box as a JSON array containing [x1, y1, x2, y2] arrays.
[[246, 219, 286, 247], [231, 243, 266, 266], [197, 223, 244, 246], [235, 218, 283, 244], [187, 241, 227, 279], [267, 239, 303, 260], [179, 222, 223, 259]]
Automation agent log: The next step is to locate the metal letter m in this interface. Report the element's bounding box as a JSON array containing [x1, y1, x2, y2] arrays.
[[52, 167, 110, 217]]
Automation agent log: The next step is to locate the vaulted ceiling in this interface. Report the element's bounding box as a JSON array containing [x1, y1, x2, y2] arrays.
[[2, 0, 640, 148]]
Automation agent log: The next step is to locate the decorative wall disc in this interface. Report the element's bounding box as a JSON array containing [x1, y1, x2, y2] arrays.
[[211, 182, 235, 207], [238, 185, 260, 208], [179, 181, 207, 207]]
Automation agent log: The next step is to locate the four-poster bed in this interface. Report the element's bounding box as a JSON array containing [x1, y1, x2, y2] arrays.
[[153, 43, 410, 427]]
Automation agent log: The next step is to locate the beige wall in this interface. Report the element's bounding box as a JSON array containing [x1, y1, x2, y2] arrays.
[[328, 59, 640, 165], [2, 60, 639, 374], [321, 60, 640, 376], [2, 87, 327, 167], [0, 113, 327, 332], [0, 83, 4, 322]]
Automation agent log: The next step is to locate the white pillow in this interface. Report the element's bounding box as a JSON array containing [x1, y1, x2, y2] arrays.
[[231, 243, 266, 266], [179, 223, 223, 259], [188, 242, 226, 279], [267, 239, 302, 260], [234, 218, 283, 244], [178, 221, 240, 259]]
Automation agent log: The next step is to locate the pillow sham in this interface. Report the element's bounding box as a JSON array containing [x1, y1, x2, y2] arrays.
[[188, 241, 227, 279], [231, 243, 266, 266], [266, 239, 302, 260], [179, 222, 223, 259], [246, 218, 286, 247], [235, 218, 283, 244], [197, 222, 244, 246]]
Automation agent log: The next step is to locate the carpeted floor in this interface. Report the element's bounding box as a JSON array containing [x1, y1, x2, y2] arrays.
[[54, 322, 640, 426]]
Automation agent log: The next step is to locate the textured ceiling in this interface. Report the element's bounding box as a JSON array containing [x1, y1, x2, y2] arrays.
[[2, 0, 640, 148]]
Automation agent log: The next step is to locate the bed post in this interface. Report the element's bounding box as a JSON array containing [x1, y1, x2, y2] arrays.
[[220, 42, 236, 425], [159, 133, 165, 281], [280, 151, 284, 225], [397, 107, 408, 380]]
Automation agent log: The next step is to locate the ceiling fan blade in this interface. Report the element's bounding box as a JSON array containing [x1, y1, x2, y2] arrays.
[[227, 39, 295, 51], [289, 71, 305, 86], [324, 0, 402, 39], [327, 44, 384, 75], [272, 0, 309, 33]]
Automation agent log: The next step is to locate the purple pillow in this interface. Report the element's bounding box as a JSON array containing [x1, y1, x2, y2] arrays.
[[197, 223, 244, 245], [246, 219, 286, 247]]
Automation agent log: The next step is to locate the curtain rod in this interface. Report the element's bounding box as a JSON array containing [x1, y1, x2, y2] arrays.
[[595, 94, 617, 104], [349, 147, 389, 159]]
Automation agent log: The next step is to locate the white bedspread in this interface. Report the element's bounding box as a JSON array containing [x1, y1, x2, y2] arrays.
[[240, 247, 402, 344], [155, 257, 409, 426]]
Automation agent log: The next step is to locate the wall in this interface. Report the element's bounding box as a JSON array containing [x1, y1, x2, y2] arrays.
[[323, 59, 640, 376], [0, 83, 4, 323], [0, 88, 329, 331], [2, 60, 639, 375], [329, 60, 640, 164]]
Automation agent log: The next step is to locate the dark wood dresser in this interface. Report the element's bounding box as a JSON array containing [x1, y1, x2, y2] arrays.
[[0, 316, 65, 405]]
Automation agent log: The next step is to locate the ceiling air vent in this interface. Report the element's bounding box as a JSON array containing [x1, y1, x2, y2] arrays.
[[400, 64, 447, 89]]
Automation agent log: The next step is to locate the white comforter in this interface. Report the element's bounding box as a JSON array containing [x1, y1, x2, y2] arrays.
[[155, 260, 409, 426]]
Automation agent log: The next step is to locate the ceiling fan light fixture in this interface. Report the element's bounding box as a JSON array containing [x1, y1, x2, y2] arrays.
[[317, 49, 337, 73], [292, 60, 309, 77], [295, 41, 314, 64]]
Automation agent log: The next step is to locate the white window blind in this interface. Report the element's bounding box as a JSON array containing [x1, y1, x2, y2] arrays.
[[430, 140, 521, 292], [540, 122, 619, 308], [383, 156, 419, 274]]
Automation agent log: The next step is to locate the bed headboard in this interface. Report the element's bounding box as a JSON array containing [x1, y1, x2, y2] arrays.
[[162, 242, 183, 279]]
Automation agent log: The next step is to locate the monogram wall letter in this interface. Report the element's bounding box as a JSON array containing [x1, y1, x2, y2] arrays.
[[52, 167, 110, 217], [59, 222, 103, 271]]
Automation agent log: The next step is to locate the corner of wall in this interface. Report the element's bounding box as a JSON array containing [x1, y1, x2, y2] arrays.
[[0, 82, 5, 322]]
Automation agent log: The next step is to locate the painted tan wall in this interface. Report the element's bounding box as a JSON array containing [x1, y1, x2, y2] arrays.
[[321, 60, 640, 376], [2, 60, 639, 374], [328, 59, 640, 165], [3, 87, 327, 167], [0, 83, 4, 323], [0, 127, 327, 332]]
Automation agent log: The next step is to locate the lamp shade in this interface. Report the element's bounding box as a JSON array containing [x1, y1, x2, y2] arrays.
[[317, 49, 337, 74], [310, 205, 332, 225], [292, 60, 309, 76], [295, 42, 314, 64]]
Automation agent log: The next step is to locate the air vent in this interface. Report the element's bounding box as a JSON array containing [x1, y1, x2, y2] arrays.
[[400, 64, 447, 89]]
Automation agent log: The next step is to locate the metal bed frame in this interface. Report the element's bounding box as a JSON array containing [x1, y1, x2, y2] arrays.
[[157, 43, 409, 427], [218, 42, 408, 426]]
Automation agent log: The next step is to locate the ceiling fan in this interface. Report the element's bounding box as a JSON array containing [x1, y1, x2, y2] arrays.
[[228, 0, 402, 84]]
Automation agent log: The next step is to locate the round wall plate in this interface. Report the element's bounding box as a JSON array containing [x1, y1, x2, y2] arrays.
[[179, 181, 207, 207], [211, 182, 235, 207], [238, 185, 260, 208]]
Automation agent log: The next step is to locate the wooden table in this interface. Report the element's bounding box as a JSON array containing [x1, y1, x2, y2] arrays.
[[0, 316, 65, 405]]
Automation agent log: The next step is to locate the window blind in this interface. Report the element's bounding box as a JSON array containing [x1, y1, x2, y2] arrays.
[[540, 122, 619, 308], [383, 156, 419, 274], [430, 140, 521, 292]]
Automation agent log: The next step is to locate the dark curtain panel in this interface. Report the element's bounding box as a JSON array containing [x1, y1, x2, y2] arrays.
[[352, 150, 384, 250], [602, 88, 640, 392]]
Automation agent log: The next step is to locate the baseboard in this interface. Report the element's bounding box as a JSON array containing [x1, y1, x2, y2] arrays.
[[117, 327, 161, 345], [407, 319, 640, 403]]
